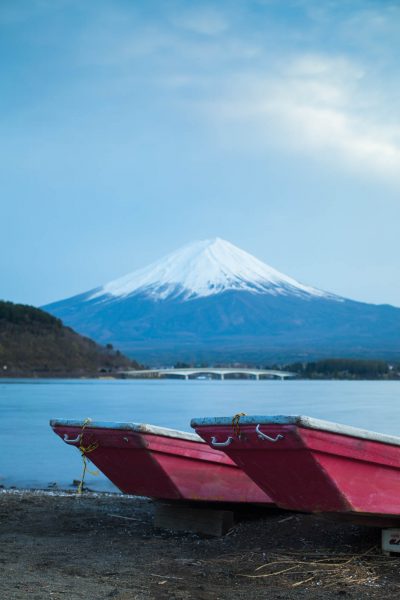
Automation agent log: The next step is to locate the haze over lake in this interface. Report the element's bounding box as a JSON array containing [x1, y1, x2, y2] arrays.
[[1, 379, 399, 492]]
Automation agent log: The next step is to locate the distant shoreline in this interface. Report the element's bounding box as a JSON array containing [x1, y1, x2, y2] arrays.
[[1, 373, 399, 381]]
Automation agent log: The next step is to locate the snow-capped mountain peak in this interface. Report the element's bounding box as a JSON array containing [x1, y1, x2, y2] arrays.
[[90, 238, 335, 301]]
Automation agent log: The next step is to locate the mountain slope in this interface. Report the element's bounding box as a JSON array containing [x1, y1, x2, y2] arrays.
[[43, 239, 400, 364], [0, 300, 140, 376]]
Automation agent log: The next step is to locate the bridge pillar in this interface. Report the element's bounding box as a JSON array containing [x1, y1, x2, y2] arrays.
[[220, 373, 225, 380], [255, 374, 260, 380], [185, 375, 189, 380]]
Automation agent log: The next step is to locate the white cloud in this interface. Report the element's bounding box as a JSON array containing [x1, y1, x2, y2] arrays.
[[29, 1, 400, 184], [203, 54, 400, 181]]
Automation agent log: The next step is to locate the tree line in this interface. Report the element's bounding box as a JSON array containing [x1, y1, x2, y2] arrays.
[[283, 358, 399, 380]]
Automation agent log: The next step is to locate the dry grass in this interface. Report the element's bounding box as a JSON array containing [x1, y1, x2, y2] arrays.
[[238, 547, 398, 589]]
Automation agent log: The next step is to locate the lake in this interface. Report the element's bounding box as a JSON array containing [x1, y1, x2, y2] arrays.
[[1, 378, 399, 491]]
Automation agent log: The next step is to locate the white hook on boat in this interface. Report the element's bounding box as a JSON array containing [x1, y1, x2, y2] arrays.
[[211, 436, 234, 447], [63, 433, 81, 444], [256, 424, 284, 443]]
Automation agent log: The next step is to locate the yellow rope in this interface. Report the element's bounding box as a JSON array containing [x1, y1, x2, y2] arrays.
[[232, 412, 247, 438], [76, 418, 99, 495]]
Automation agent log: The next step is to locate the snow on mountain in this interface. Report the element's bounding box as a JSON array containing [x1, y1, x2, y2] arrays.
[[43, 237, 400, 364], [90, 238, 337, 302]]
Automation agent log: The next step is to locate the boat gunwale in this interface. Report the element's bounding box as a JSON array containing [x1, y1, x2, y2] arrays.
[[50, 419, 204, 443], [190, 415, 400, 447]]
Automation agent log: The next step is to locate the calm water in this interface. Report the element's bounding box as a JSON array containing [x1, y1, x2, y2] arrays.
[[1, 379, 399, 491]]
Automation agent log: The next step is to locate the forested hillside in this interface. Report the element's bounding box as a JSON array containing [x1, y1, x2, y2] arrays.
[[0, 301, 140, 376]]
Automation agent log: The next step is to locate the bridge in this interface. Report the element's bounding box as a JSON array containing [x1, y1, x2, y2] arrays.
[[122, 368, 295, 380]]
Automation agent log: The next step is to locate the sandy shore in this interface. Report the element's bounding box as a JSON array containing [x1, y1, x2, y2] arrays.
[[1, 489, 399, 599]]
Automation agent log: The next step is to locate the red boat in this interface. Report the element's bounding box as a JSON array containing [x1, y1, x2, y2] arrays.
[[50, 419, 273, 504], [191, 415, 400, 524]]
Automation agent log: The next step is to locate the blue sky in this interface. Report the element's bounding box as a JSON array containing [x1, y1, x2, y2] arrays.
[[1, 0, 400, 307]]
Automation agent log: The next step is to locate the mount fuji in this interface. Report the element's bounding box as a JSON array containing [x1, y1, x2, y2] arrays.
[[43, 238, 400, 364]]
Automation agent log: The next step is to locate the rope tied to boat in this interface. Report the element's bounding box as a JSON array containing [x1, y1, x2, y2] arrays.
[[232, 412, 247, 438], [77, 418, 99, 495]]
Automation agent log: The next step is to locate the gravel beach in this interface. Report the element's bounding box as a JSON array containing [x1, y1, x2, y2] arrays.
[[1, 490, 399, 600]]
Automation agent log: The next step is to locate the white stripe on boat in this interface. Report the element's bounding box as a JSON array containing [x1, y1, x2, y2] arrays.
[[50, 419, 203, 443], [190, 415, 400, 447]]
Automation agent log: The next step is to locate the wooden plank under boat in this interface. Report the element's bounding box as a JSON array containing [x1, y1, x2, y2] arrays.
[[50, 419, 273, 504], [191, 415, 400, 524]]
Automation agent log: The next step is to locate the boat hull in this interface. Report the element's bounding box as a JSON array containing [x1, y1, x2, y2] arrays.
[[51, 422, 272, 504], [193, 419, 400, 523]]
